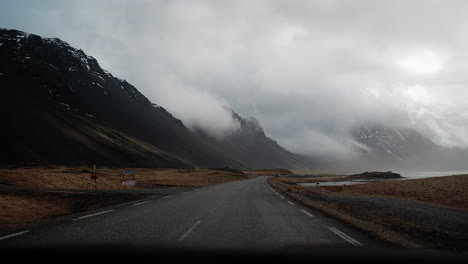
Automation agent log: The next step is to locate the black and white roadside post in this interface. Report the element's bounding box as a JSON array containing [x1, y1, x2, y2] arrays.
[[90, 164, 97, 190]]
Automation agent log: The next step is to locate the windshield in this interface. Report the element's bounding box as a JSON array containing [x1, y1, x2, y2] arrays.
[[0, 0, 466, 261]]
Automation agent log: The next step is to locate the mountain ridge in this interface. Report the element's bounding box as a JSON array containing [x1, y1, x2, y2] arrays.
[[351, 124, 468, 171], [0, 28, 304, 169]]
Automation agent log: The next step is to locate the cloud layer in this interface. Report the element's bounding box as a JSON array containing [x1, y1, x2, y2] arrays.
[[2, 0, 468, 158]]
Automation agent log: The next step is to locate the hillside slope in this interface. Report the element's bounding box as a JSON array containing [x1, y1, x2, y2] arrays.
[[352, 125, 468, 171], [0, 28, 303, 169]]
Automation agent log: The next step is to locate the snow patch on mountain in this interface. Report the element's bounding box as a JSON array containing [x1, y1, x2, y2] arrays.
[[354, 126, 412, 161]]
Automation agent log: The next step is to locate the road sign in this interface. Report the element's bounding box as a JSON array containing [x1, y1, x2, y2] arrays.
[[122, 180, 136, 186], [122, 170, 136, 188]]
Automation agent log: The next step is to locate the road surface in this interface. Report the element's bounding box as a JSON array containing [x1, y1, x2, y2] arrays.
[[1, 176, 388, 249]]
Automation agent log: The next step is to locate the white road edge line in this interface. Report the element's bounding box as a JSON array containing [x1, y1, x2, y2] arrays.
[[179, 220, 201, 242], [301, 209, 315, 218], [0, 230, 29, 241], [162, 195, 174, 199], [133, 200, 152, 206], [72, 209, 114, 221], [288, 201, 295, 206], [329, 227, 363, 247]]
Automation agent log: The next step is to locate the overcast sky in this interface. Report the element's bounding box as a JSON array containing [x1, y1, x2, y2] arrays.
[[2, 0, 468, 158]]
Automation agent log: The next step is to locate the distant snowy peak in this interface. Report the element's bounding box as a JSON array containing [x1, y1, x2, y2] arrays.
[[355, 126, 407, 161], [353, 125, 436, 162]]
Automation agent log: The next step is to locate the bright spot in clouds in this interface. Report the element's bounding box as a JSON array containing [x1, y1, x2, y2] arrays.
[[397, 49, 444, 75], [402, 84, 433, 105]]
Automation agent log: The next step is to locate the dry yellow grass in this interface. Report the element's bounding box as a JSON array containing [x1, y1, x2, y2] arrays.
[[298, 174, 468, 209], [242, 168, 294, 177], [0, 192, 71, 230], [0, 190, 148, 231], [0, 166, 251, 189]]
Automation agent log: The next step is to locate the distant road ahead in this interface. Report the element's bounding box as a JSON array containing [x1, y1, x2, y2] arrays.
[[1, 176, 388, 249]]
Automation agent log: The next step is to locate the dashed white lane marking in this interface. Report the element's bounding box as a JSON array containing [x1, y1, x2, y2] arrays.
[[288, 201, 295, 206], [0, 230, 29, 241], [72, 209, 114, 221], [280, 196, 285, 199], [209, 205, 220, 213], [133, 200, 152, 206], [329, 227, 363, 247], [179, 220, 201, 242], [301, 209, 315, 218], [162, 195, 174, 199]]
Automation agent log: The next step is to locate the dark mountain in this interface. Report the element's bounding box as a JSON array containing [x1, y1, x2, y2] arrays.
[[0, 28, 304, 169], [195, 113, 305, 169]]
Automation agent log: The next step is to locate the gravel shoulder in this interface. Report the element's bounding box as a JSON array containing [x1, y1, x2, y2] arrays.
[[268, 175, 468, 252], [303, 194, 467, 251]]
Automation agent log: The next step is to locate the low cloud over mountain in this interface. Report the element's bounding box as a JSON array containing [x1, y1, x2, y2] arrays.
[[2, 1, 468, 170]]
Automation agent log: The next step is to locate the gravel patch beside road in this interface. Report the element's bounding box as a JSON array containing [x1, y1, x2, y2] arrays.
[[302, 194, 467, 251]]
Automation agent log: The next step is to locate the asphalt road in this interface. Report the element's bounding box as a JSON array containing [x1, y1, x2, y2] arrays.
[[0, 176, 389, 249]]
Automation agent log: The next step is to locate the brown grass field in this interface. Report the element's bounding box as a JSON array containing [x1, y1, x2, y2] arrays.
[[0, 165, 286, 231], [281, 174, 467, 209], [0, 166, 254, 189]]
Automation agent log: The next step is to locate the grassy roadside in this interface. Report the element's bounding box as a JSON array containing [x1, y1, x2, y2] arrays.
[[267, 175, 468, 251], [0, 189, 147, 231], [0, 166, 286, 231], [0, 166, 250, 189]]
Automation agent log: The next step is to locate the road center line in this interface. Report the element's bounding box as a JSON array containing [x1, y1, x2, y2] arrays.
[[209, 205, 220, 213], [329, 227, 363, 246], [162, 195, 174, 199], [72, 209, 114, 221], [133, 200, 152, 206], [301, 209, 315, 218], [179, 220, 201, 242], [0, 230, 29, 241]]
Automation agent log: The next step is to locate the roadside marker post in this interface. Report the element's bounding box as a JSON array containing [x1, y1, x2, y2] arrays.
[[90, 164, 97, 189]]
